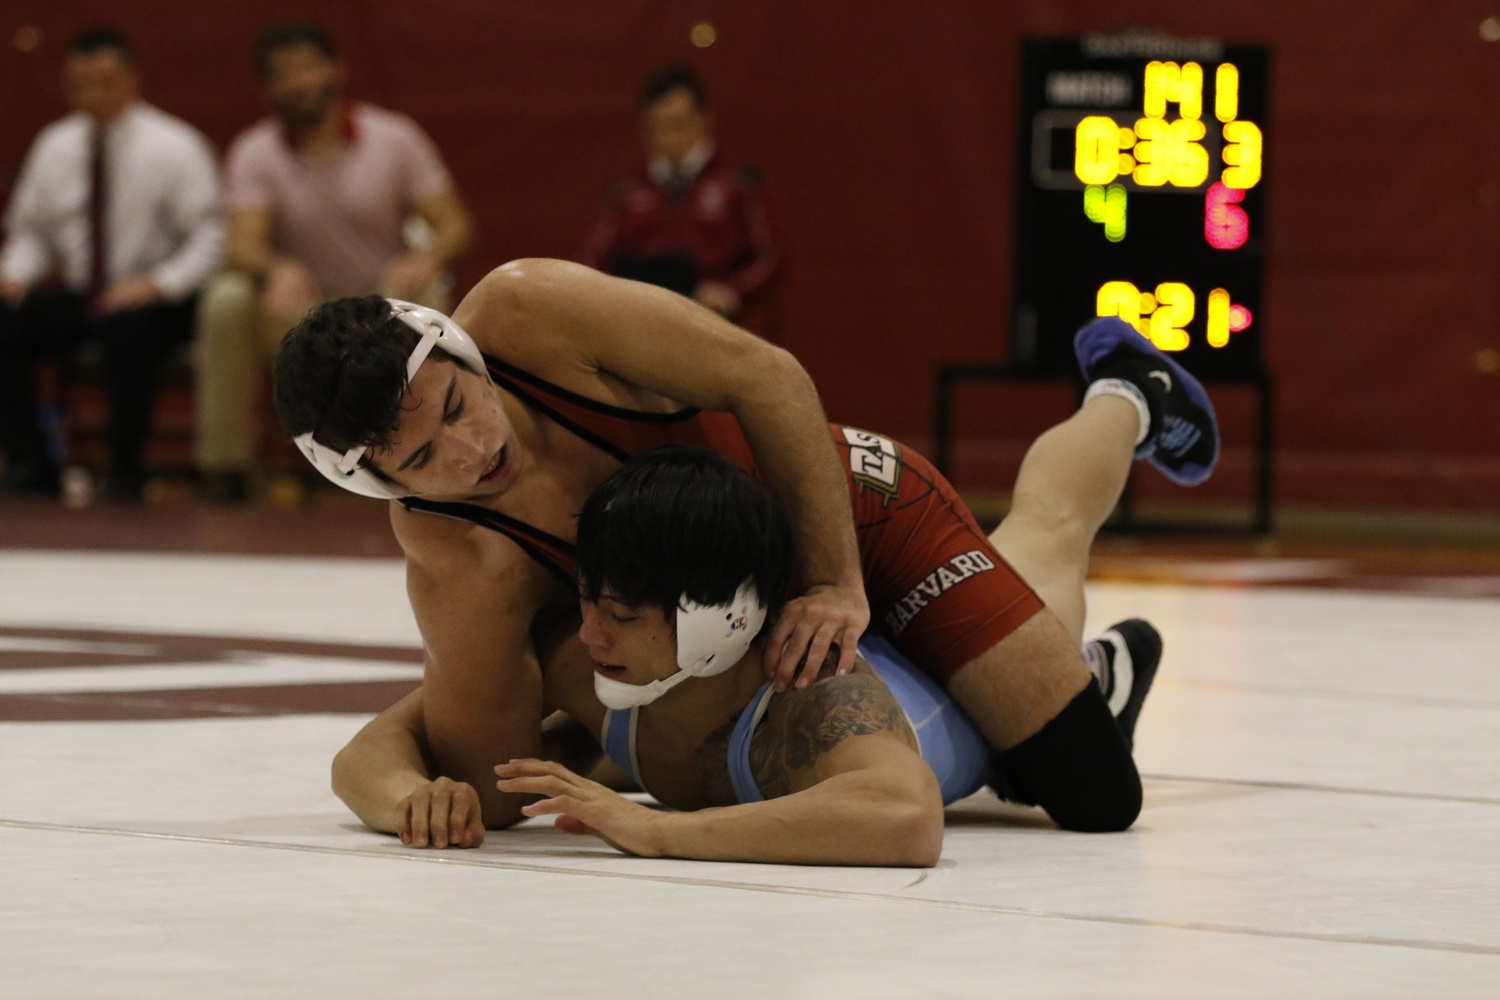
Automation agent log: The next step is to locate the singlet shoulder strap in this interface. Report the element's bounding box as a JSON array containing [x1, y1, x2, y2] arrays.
[[727, 681, 778, 804], [600, 707, 645, 792], [398, 496, 576, 589], [481, 352, 705, 464], [483, 352, 705, 425]]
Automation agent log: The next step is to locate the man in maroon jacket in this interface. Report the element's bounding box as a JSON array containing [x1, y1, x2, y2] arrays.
[[580, 66, 781, 329]]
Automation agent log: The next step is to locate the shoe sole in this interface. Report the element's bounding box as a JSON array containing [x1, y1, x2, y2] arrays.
[[1073, 317, 1220, 486]]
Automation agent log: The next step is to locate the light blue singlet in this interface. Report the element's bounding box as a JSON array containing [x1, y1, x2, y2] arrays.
[[599, 633, 992, 806]]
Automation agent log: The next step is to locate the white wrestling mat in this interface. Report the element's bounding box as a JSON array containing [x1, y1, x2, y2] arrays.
[[2, 549, 1498, 998]]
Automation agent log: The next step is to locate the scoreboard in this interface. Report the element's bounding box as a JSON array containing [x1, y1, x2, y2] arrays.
[[1012, 34, 1269, 378]]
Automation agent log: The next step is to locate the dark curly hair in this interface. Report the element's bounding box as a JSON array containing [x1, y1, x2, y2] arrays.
[[575, 447, 792, 626], [69, 26, 134, 64], [639, 64, 707, 110], [273, 295, 460, 462], [255, 20, 335, 78]]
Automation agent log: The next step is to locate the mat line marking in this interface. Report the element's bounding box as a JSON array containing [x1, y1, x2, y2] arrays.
[[1156, 678, 1500, 712], [1140, 773, 1500, 807], [2, 817, 1497, 959]]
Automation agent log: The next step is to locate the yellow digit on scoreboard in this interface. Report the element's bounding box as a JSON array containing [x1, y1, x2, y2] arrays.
[[1223, 119, 1262, 188], [1177, 62, 1204, 120], [1206, 288, 1231, 347], [1096, 280, 1144, 331], [1132, 117, 1208, 188], [1143, 61, 1203, 120], [1075, 116, 1123, 185], [1215, 63, 1239, 122], [1149, 282, 1194, 351]]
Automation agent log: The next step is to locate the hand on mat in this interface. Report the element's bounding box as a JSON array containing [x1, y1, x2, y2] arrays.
[[765, 582, 869, 692], [396, 776, 485, 849], [497, 758, 663, 857]]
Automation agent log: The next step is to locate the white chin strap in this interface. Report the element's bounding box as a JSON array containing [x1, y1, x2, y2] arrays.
[[594, 581, 769, 710], [292, 299, 488, 500], [593, 668, 695, 711]]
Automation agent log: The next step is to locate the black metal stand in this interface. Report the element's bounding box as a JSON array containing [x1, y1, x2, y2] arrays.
[[931, 363, 1276, 535]]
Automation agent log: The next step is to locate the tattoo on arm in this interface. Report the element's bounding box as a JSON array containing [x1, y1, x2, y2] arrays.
[[692, 716, 744, 806], [751, 671, 917, 795]]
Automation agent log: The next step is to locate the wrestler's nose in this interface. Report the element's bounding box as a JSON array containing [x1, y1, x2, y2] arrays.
[[578, 603, 611, 654], [445, 417, 489, 468]]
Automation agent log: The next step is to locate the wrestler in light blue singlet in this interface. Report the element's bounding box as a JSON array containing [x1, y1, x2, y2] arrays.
[[600, 633, 992, 806]]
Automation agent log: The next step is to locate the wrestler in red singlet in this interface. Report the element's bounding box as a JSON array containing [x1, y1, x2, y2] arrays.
[[403, 353, 1042, 683]]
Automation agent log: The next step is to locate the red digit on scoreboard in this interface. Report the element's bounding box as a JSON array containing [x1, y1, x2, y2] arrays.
[[1204, 181, 1249, 250]]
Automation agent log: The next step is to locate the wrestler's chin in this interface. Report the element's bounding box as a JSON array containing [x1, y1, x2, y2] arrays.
[[593, 662, 629, 681]]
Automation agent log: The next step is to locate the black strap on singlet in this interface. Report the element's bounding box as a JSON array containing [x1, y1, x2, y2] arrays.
[[399, 496, 577, 589], [398, 354, 702, 585], [485, 370, 628, 462], [481, 353, 704, 463]]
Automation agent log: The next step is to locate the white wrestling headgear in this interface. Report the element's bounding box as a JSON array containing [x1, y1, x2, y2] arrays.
[[292, 299, 487, 500], [593, 581, 769, 710]]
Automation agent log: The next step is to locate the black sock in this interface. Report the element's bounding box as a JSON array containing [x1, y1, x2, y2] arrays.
[[992, 682, 1141, 833], [1089, 347, 1168, 440]]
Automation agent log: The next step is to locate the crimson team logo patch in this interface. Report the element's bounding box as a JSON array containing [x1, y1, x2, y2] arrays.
[[883, 549, 997, 635], [842, 427, 901, 505]]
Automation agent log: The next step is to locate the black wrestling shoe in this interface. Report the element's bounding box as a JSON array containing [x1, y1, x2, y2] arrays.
[[1074, 317, 1220, 486], [1083, 618, 1163, 747]]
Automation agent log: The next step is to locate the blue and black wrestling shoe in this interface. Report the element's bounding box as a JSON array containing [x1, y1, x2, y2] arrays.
[[1074, 316, 1220, 486]]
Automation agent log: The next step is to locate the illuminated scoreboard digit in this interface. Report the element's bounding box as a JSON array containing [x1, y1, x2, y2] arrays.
[[1012, 34, 1268, 378]]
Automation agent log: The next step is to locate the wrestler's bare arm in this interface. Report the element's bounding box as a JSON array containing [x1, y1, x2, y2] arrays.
[[400, 506, 560, 830], [456, 259, 870, 687], [499, 671, 945, 867], [330, 682, 600, 848], [330, 550, 607, 846], [325, 499, 571, 839]]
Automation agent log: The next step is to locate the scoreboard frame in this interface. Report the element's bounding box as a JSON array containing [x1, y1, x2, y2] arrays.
[[1011, 33, 1270, 380]]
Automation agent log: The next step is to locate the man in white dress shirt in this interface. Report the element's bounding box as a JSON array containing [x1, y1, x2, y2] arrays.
[[0, 27, 223, 499]]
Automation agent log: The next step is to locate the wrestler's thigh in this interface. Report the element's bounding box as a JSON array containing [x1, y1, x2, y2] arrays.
[[946, 607, 1093, 750]]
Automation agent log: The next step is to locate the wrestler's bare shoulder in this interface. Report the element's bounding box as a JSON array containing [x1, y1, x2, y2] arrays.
[[388, 499, 569, 613], [450, 258, 694, 414], [747, 661, 919, 796], [451, 259, 595, 371]]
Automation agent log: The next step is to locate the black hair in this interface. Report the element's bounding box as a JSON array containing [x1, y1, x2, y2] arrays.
[[272, 296, 462, 475], [639, 64, 707, 111], [576, 447, 792, 625], [256, 20, 336, 77], [68, 27, 133, 64]]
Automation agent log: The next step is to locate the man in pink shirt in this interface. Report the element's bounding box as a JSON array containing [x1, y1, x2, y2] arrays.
[[195, 21, 474, 502]]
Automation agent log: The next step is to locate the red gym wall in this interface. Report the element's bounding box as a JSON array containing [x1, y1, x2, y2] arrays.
[[3, 1, 1498, 514]]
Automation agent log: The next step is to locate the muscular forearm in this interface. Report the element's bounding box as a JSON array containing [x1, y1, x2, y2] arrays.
[[330, 700, 435, 835], [733, 350, 862, 594], [654, 771, 941, 867]]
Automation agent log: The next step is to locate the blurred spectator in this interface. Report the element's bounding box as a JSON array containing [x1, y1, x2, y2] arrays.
[[580, 65, 782, 328], [195, 20, 474, 502], [0, 27, 223, 500]]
